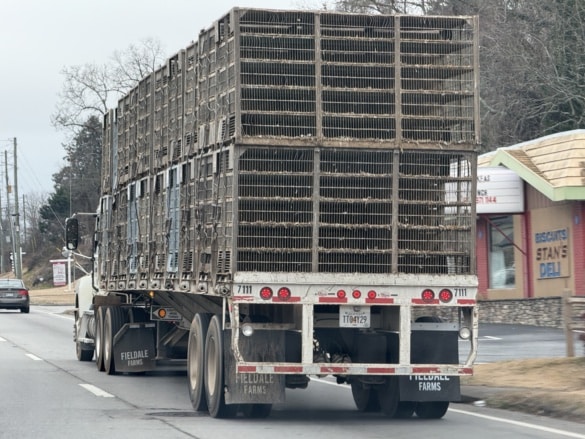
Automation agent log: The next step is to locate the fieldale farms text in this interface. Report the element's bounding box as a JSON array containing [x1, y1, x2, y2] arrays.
[[409, 375, 451, 391], [120, 349, 149, 366], [534, 228, 569, 279], [236, 373, 275, 395]]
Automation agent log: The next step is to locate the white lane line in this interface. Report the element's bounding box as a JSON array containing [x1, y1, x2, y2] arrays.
[[449, 408, 585, 439], [311, 378, 584, 438], [79, 384, 115, 398], [483, 336, 502, 340], [25, 353, 43, 361], [34, 308, 74, 320]]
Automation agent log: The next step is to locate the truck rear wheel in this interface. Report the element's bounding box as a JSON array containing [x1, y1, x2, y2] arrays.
[[415, 401, 449, 419], [204, 315, 237, 418], [395, 401, 415, 418], [103, 306, 127, 375], [188, 313, 210, 411], [351, 381, 380, 412], [95, 306, 105, 371], [377, 377, 400, 417]]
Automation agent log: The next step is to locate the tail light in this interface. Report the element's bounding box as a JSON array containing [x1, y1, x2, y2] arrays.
[[352, 290, 362, 299], [439, 288, 453, 303], [18, 289, 29, 297], [277, 287, 291, 300], [337, 290, 347, 299], [260, 287, 273, 300], [421, 289, 435, 302], [367, 290, 377, 300]]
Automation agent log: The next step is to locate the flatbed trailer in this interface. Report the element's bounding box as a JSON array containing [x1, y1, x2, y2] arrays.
[[68, 7, 480, 419]]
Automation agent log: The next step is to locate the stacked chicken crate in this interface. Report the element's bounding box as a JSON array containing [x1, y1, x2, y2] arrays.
[[193, 9, 479, 279], [101, 8, 479, 291]]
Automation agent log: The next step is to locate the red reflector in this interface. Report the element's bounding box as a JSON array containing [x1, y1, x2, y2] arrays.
[[421, 289, 435, 302], [352, 290, 361, 299], [367, 290, 377, 299], [439, 289, 453, 303], [337, 290, 346, 299], [260, 287, 273, 300], [277, 287, 291, 300]]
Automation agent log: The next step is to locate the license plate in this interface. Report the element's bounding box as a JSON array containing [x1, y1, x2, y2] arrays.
[[339, 306, 370, 328]]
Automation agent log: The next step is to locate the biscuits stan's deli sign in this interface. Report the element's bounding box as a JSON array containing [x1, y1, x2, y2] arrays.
[[534, 228, 570, 279]]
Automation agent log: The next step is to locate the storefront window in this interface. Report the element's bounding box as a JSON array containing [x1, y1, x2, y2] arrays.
[[488, 216, 515, 288]]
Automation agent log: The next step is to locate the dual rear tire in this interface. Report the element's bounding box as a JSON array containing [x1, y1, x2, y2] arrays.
[[188, 314, 270, 418], [350, 379, 449, 419], [94, 305, 127, 374]]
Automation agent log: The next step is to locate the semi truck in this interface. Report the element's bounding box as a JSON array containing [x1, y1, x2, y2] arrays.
[[66, 7, 480, 419]]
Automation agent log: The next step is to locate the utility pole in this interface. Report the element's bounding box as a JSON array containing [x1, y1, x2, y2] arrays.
[[13, 138, 22, 279], [5, 150, 12, 275]]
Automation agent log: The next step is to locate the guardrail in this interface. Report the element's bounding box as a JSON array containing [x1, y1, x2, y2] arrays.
[[563, 294, 585, 357]]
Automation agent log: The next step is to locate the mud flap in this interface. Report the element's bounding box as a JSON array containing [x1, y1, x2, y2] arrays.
[[224, 330, 286, 405], [113, 323, 156, 373], [399, 376, 460, 401], [401, 326, 461, 402]]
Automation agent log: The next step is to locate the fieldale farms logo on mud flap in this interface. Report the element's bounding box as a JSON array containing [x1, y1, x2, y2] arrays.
[[120, 349, 149, 367], [113, 324, 156, 372], [235, 373, 275, 395], [410, 375, 450, 392], [399, 375, 460, 401]]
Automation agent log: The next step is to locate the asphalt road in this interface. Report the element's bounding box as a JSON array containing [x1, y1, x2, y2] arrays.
[[0, 306, 584, 439], [473, 323, 585, 363]]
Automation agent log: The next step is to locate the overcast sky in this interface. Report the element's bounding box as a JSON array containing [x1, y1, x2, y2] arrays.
[[0, 0, 324, 197]]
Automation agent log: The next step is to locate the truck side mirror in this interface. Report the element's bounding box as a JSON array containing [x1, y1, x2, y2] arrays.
[[65, 218, 79, 250]]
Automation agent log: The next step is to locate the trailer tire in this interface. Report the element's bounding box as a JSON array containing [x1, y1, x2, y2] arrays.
[[415, 401, 449, 419], [395, 401, 415, 418], [240, 404, 272, 419], [188, 313, 210, 412], [95, 306, 105, 371], [103, 306, 127, 375], [351, 381, 380, 412], [204, 315, 237, 418], [377, 377, 400, 417]]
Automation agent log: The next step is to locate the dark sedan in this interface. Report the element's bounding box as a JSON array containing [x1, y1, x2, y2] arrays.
[[0, 279, 30, 313]]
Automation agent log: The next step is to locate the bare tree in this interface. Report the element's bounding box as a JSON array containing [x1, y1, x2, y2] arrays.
[[329, 0, 585, 149], [51, 38, 165, 135], [110, 37, 163, 94], [332, 0, 446, 13], [21, 191, 46, 260]]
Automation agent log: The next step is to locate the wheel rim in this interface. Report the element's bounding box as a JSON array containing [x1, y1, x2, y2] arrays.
[[104, 308, 112, 366], [206, 333, 218, 399], [188, 314, 210, 411], [95, 307, 104, 369], [188, 321, 204, 393], [188, 330, 200, 392]]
